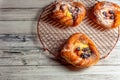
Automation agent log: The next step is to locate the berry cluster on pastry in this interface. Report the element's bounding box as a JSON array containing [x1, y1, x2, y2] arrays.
[[61, 33, 100, 68], [52, 1, 86, 27], [92, 1, 120, 28]]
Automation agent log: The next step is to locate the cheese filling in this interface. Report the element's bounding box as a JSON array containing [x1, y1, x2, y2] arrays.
[[53, 2, 83, 21], [74, 40, 92, 59]]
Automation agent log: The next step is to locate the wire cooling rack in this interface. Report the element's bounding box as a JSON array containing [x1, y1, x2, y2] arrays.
[[37, 0, 120, 59]]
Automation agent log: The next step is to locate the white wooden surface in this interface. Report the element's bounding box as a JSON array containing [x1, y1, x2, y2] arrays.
[[0, 0, 120, 80]]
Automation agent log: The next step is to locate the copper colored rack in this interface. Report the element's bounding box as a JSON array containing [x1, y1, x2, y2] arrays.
[[37, 0, 120, 59]]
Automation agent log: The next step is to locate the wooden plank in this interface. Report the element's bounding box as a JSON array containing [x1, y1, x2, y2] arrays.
[[0, 0, 119, 80], [0, 0, 119, 8], [0, 21, 37, 34], [0, 74, 120, 80], [0, 0, 54, 8], [0, 34, 119, 49], [0, 33, 119, 66], [0, 66, 120, 75], [1, 75, 120, 80], [0, 34, 41, 48], [0, 45, 119, 66], [0, 33, 119, 51], [0, 9, 42, 21]]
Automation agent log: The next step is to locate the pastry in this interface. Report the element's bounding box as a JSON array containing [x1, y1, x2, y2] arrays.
[[92, 1, 120, 28], [52, 1, 86, 27], [61, 33, 100, 68]]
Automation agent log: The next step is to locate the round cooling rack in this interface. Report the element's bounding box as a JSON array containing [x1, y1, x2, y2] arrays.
[[37, 0, 120, 59]]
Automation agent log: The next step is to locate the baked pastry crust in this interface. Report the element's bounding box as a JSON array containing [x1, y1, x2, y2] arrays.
[[61, 33, 100, 68], [52, 1, 86, 27], [92, 1, 120, 29]]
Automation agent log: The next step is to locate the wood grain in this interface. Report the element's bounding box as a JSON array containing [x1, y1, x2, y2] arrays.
[[0, 0, 54, 8], [0, 0, 120, 80], [0, 74, 120, 80], [0, 21, 37, 34], [0, 9, 42, 21], [0, 35, 119, 66], [0, 66, 120, 80]]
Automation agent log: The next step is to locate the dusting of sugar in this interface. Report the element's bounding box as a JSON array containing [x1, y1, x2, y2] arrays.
[[94, 2, 115, 28]]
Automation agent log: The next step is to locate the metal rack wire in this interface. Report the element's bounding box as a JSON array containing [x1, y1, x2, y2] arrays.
[[37, 0, 120, 59]]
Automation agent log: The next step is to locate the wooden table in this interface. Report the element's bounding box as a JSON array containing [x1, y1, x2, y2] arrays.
[[0, 0, 120, 80]]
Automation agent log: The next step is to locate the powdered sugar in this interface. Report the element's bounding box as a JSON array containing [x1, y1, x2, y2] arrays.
[[94, 2, 115, 28]]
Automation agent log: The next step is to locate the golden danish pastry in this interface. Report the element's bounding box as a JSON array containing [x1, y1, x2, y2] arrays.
[[52, 1, 86, 27], [92, 1, 120, 28], [61, 33, 100, 68]]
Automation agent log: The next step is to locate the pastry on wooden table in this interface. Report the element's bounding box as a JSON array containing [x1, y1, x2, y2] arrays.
[[61, 33, 100, 68], [92, 1, 120, 29], [52, 1, 86, 27]]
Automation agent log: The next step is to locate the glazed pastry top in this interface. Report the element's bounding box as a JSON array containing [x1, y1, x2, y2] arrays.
[[61, 33, 100, 68], [94, 2, 116, 28], [53, 1, 85, 21], [62, 37, 92, 59]]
